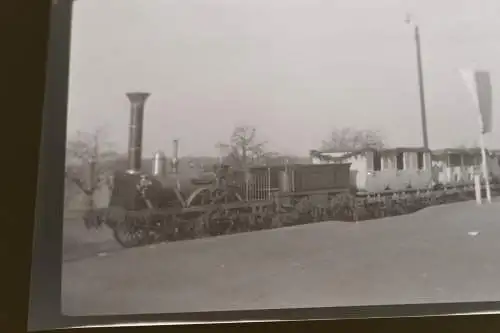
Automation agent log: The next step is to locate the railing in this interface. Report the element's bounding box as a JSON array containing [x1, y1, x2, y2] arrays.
[[286, 168, 296, 193], [236, 166, 300, 201], [240, 168, 272, 201]]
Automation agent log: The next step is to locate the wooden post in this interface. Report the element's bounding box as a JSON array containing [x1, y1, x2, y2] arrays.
[[86, 157, 96, 211], [460, 154, 465, 183], [460, 69, 493, 203], [172, 139, 181, 191], [474, 173, 482, 205], [245, 169, 250, 201], [267, 167, 271, 200], [478, 128, 492, 203]]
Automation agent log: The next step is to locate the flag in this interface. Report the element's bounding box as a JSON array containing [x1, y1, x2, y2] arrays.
[[460, 69, 493, 133]]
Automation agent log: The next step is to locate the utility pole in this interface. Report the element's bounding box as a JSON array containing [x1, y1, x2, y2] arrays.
[[406, 14, 430, 150]]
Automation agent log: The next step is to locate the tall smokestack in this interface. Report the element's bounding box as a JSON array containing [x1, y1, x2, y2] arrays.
[[126, 92, 150, 174]]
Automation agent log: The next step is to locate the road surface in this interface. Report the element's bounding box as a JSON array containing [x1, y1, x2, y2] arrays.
[[62, 200, 500, 316], [63, 211, 121, 263]]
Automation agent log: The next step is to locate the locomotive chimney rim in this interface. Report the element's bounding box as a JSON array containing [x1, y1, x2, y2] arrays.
[[126, 92, 150, 105], [125, 92, 150, 174]]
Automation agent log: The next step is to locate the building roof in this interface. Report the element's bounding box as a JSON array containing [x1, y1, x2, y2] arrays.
[[432, 148, 483, 155], [313, 147, 500, 159], [315, 147, 430, 154], [311, 147, 430, 161], [379, 147, 431, 153]]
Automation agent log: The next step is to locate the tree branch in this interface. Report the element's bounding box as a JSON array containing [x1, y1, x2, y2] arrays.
[[65, 172, 92, 196], [217, 125, 269, 169], [321, 127, 385, 151]]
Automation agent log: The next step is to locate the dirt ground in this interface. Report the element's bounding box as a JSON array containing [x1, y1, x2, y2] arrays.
[[62, 199, 500, 316]]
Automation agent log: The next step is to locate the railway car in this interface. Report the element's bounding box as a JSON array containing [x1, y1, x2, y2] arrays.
[[310, 147, 500, 220], [310, 147, 433, 192], [311, 147, 500, 189]]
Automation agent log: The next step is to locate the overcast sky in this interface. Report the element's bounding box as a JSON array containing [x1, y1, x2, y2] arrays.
[[67, 0, 500, 158]]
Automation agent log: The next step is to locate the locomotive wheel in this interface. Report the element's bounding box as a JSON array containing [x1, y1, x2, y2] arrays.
[[113, 217, 149, 248], [206, 219, 233, 236], [329, 193, 357, 222], [340, 196, 358, 222], [156, 214, 179, 242], [231, 212, 250, 233], [205, 208, 234, 236], [177, 218, 202, 240], [189, 215, 209, 239], [259, 214, 274, 229], [366, 203, 382, 219], [249, 213, 273, 230], [395, 200, 409, 215], [293, 197, 316, 225]]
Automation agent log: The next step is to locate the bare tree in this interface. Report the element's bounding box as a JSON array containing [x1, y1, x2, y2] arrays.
[[263, 154, 311, 166], [321, 127, 386, 151], [216, 126, 272, 169], [454, 141, 479, 150], [65, 128, 119, 210]]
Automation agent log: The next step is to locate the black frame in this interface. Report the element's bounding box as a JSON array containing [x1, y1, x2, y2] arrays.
[[373, 151, 382, 171], [27, 1, 500, 331], [396, 153, 405, 171], [417, 152, 424, 170]]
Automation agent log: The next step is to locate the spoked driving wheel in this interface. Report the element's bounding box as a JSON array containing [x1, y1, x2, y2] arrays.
[[205, 207, 234, 236], [112, 214, 149, 248]]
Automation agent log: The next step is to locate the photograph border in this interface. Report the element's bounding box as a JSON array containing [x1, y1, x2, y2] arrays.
[[28, 0, 500, 331]]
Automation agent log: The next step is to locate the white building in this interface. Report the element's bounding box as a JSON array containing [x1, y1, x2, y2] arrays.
[[431, 148, 500, 185]]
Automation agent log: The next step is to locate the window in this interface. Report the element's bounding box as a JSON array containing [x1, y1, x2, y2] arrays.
[[448, 154, 462, 167], [462, 154, 475, 167], [417, 152, 424, 170], [396, 152, 404, 170], [373, 151, 382, 171]]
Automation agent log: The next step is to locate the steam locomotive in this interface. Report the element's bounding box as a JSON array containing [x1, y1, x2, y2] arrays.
[[85, 92, 500, 249]]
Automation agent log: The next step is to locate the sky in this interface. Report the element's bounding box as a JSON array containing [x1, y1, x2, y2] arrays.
[[67, 0, 500, 158]]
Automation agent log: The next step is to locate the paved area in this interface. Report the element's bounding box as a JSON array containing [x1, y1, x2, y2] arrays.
[[63, 213, 121, 263], [62, 200, 500, 316]]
